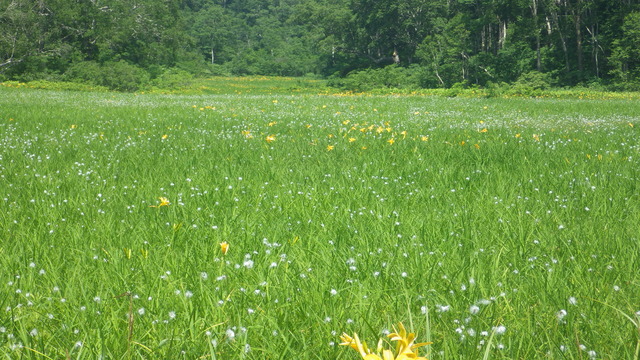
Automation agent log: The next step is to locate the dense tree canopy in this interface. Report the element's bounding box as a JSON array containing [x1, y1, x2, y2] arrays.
[[1, 0, 639, 89]]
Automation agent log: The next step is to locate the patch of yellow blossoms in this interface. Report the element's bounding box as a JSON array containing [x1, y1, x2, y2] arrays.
[[340, 322, 431, 360]]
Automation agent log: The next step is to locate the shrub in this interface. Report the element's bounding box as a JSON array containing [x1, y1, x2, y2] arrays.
[[151, 68, 194, 89], [100, 61, 149, 91], [328, 65, 421, 91], [511, 71, 552, 92], [64, 61, 149, 91], [64, 61, 103, 86]]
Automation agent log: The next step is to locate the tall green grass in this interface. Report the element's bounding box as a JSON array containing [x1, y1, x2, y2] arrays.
[[1, 86, 639, 359]]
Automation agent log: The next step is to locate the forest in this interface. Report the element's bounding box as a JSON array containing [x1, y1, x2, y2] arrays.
[[1, 0, 640, 91]]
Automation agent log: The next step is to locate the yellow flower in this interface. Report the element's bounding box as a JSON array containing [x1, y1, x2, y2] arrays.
[[387, 322, 431, 358], [349, 137, 357, 143], [162, 134, 168, 140], [340, 333, 376, 358], [266, 135, 276, 143], [150, 197, 170, 208], [220, 242, 229, 255], [341, 323, 431, 360], [327, 145, 335, 151], [70, 124, 77, 129], [241, 130, 253, 139], [387, 138, 395, 145], [420, 136, 429, 142]]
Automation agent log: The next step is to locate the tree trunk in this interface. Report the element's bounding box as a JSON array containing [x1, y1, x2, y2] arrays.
[[549, 8, 570, 72], [559, 32, 570, 72], [498, 20, 507, 50], [574, 0, 583, 72], [432, 55, 444, 86], [531, 0, 541, 71], [586, 25, 601, 78]]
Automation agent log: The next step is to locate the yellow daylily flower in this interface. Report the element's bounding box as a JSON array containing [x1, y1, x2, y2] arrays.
[[150, 197, 170, 208], [388, 322, 432, 357], [341, 323, 431, 360], [220, 242, 229, 255]]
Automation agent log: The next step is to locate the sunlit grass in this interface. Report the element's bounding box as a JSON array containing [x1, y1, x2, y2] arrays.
[[0, 86, 639, 359]]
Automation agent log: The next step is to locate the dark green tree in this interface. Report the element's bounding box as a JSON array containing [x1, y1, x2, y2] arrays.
[[610, 11, 640, 86]]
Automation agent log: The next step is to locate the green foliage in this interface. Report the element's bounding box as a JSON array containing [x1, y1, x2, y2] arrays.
[[511, 71, 553, 94], [415, 14, 471, 88], [101, 61, 150, 91], [151, 68, 195, 90], [65, 61, 149, 91], [64, 61, 102, 85], [328, 65, 422, 91], [3, 0, 640, 89], [610, 11, 640, 89]]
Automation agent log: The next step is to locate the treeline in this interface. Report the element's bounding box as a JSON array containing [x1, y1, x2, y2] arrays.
[[1, 0, 639, 91]]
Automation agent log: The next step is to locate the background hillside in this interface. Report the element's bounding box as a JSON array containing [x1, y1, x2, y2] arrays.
[[2, 0, 639, 90]]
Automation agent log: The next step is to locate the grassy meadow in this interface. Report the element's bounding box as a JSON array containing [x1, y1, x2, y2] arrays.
[[1, 79, 640, 359]]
